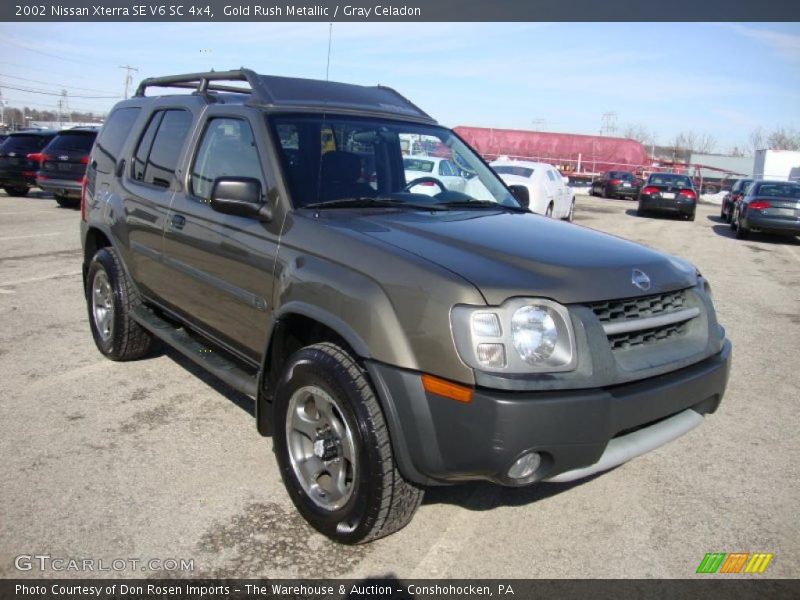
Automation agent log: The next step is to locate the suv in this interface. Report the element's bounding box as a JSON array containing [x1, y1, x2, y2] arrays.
[[37, 126, 99, 207], [0, 130, 57, 196], [81, 70, 731, 544]]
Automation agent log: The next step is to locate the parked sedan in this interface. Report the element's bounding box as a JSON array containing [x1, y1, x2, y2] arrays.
[[637, 173, 698, 221], [720, 178, 754, 223], [403, 155, 466, 196], [36, 126, 99, 207], [0, 130, 57, 196], [591, 170, 641, 199], [730, 180, 800, 240], [488, 159, 575, 220]]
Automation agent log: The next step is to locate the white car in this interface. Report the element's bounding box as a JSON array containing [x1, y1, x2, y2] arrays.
[[489, 160, 575, 220], [403, 155, 467, 196]]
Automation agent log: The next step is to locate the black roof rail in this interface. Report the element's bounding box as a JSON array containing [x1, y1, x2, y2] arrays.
[[134, 69, 273, 104]]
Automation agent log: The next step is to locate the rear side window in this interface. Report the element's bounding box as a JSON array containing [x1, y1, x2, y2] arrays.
[[45, 131, 97, 154], [190, 118, 262, 202], [131, 109, 193, 188], [94, 107, 141, 174]]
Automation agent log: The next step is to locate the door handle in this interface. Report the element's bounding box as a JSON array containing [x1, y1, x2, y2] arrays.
[[170, 214, 186, 230]]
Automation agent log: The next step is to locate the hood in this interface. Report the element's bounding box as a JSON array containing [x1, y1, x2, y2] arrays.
[[318, 210, 697, 305]]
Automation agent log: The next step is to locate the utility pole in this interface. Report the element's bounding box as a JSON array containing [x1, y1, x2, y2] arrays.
[[57, 89, 71, 128], [600, 112, 617, 136], [0, 85, 6, 128], [120, 65, 139, 100]]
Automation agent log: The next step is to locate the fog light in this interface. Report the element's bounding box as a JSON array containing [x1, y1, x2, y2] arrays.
[[476, 343, 506, 368], [507, 452, 541, 480]]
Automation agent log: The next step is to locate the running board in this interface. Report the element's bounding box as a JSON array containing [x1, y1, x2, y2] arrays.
[[131, 305, 258, 398]]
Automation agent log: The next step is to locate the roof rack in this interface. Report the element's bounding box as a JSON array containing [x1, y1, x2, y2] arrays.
[[134, 69, 273, 103], [134, 68, 435, 123]]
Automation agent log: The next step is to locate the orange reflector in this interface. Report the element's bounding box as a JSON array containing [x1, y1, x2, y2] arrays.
[[421, 374, 473, 404]]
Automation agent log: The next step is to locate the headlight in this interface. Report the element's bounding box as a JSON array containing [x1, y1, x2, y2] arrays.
[[451, 298, 576, 373]]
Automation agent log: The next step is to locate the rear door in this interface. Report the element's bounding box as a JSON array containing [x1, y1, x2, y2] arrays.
[[122, 107, 195, 300], [161, 109, 281, 361]]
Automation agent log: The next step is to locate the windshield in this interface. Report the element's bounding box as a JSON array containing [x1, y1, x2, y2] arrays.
[[494, 165, 534, 178], [269, 115, 518, 209]]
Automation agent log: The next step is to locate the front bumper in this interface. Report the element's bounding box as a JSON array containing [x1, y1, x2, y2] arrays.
[[366, 339, 731, 486]]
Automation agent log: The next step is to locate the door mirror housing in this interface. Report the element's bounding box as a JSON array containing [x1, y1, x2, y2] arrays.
[[562, 176, 570, 185], [210, 177, 271, 221], [508, 185, 530, 209]]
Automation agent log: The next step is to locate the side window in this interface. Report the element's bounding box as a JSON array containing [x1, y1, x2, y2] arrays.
[[546, 170, 557, 182], [94, 107, 141, 174], [131, 109, 193, 188], [191, 118, 263, 202], [439, 161, 453, 176]]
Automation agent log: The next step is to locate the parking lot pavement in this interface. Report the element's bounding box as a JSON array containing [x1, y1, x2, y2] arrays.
[[1, 191, 798, 579]]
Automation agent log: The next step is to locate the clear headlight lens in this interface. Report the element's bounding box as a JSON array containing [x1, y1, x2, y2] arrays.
[[511, 306, 558, 363], [451, 299, 576, 373]]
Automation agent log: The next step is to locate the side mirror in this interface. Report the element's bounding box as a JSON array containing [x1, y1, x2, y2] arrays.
[[562, 176, 569, 185], [508, 185, 529, 209], [210, 177, 271, 221]]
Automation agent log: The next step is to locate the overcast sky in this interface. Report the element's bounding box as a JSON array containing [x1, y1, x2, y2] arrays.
[[1, 22, 798, 152]]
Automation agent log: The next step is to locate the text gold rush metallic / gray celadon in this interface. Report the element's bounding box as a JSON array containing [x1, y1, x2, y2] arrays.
[[79, 69, 732, 544]]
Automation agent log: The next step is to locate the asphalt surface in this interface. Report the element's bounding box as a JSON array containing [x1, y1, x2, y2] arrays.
[[0, 190, 798, 579]]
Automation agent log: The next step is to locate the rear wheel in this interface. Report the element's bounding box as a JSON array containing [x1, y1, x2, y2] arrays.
[[55, 194, 76, 208], [686, 212, 696, 222], [272, 342, 423, 544], [735, 210, 750, 239], [545, 203, 553, 218], [564, 200, 575, 222], [637, 205, 647, 217], [3, 185, 29, 197], [86, 247, 154, 361]]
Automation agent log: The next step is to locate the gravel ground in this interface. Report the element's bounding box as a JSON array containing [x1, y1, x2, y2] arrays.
[[0, 191, 797, 579]]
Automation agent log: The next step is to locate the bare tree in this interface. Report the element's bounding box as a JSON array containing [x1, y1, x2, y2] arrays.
[[695, 133, 717, 154], [621, 123, 655, 146], [765, 127, 800, 151], [727, 145, 746, 157]]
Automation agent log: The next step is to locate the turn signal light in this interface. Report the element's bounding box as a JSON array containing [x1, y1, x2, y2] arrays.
[[421, 374, 473, 404]]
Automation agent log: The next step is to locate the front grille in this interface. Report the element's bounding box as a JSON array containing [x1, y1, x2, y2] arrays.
[[607, 321, 687, 351], [591, 289, 687, 323]]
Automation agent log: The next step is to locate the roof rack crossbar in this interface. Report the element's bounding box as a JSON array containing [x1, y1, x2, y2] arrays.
[[134, 69, 273, 104]]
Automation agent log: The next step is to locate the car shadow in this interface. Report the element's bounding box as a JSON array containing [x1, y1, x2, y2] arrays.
[[625, 208, 691, 221], [710, 224, 800, 245], [155, 345, 256, 417], [422, 470, 610, 510]]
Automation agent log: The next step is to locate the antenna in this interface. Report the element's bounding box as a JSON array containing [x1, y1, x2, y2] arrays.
[[120, 64, 139, 99], [325, 23, 333, 81]]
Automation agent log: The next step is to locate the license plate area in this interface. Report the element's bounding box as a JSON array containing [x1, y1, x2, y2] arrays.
[[661, 192, 675, 199]]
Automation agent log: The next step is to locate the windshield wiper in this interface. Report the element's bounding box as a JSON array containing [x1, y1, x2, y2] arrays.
[[303, 196, 447, 211], [436, 199, 528, 213]]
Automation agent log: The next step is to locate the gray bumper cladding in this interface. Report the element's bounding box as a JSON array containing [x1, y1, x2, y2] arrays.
[[544, 409, 704, 483]]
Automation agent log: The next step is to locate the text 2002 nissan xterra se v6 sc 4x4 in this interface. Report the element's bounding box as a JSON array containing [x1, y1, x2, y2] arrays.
[[81, 70, 731, 544]]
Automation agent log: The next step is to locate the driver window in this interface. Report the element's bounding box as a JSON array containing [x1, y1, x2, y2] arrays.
[[191, 118, 262, 203]]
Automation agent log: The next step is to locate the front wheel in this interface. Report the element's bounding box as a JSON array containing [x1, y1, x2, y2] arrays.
[[545, 203, 553, 218], [563, 200, 575, 222], [86, 247, 154, 361], [272, 342, 423, 544]]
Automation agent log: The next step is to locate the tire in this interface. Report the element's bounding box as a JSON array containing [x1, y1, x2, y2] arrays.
[[272, 342, 423, 544], [637, 205, 646, 217], [3, 185, 29, 197], [720, 205, 727, 221], [730, 208, 738, 231], [735, 212, 750, 239], [55, 194, 76, 208], [545, 203, 553, 218], [686, 212, 696, 222], [86, 247, 154, 361], [563, 200, 575, 222]]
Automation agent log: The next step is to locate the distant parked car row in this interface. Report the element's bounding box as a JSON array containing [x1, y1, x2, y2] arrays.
[[590, 170, 642, 199], [0, 126, 99, 206]]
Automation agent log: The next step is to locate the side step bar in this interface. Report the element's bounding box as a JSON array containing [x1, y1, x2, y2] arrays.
[[131, 305, 258, 398]]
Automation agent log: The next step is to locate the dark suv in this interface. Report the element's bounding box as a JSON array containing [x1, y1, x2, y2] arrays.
[[590, 170, 641, 199], [81, 70, 731, 544], [0, 130, 57, 196], [37, 127, 99, 207], [720, 178, 753, 224]]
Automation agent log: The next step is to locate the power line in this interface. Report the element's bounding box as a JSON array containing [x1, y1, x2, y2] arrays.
[[0, 84, 119, 99], [0, 72, 118, 95], [0, 36, 105, 67]]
